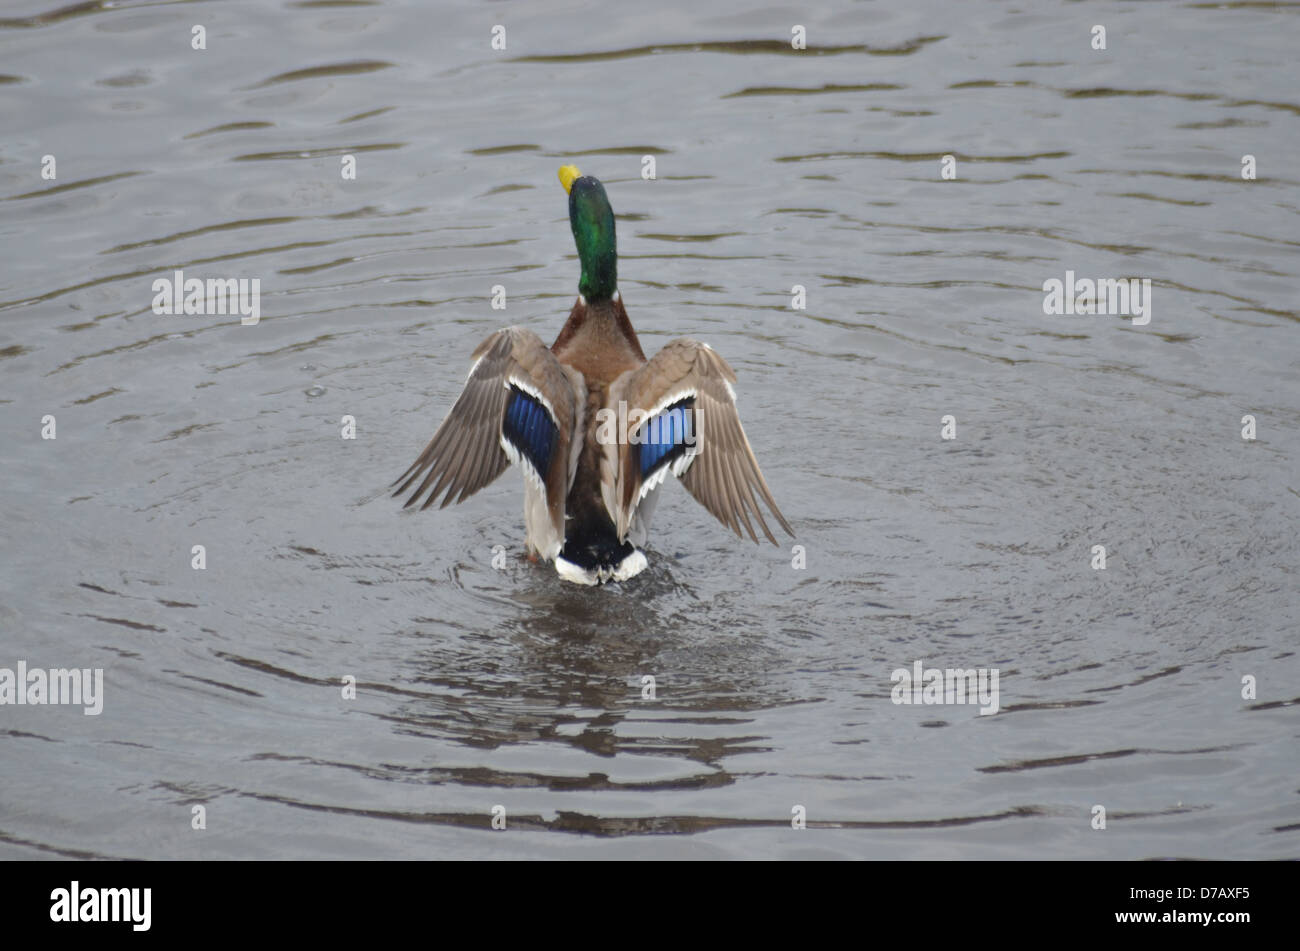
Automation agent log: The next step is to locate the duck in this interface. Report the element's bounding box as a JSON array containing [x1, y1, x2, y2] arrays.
[[393, 165, 792, 585]]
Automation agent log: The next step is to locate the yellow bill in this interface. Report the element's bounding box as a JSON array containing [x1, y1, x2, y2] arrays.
[[558, 164, 581, 194]]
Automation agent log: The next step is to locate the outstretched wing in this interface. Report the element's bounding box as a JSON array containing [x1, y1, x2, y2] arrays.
[[609, 337, 793, 544], [393, 327, 583, 547]]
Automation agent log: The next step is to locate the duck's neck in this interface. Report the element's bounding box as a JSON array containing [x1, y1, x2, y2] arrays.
[[551, 291, 646, 383]]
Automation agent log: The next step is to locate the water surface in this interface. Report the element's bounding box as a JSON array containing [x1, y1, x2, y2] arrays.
[[1, 0, 1297, 859]]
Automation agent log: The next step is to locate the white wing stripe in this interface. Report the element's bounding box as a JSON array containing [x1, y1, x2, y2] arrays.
[[499, 435, 548, 499], [505, 373, 558, 421]]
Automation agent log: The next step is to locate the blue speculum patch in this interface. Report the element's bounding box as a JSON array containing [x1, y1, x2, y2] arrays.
[[637, 399, 695, 477], [503, 385, 557, 478]]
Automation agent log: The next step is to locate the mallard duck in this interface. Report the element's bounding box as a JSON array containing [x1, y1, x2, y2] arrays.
[[394, 165, 793, 584]]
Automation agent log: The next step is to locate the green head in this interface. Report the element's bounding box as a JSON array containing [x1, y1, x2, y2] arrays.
[[558, 165, 617, 301]]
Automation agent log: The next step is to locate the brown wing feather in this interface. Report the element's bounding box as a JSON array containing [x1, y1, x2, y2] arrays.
[[613, 338, 793, 544], [393, 328, 579, 538]]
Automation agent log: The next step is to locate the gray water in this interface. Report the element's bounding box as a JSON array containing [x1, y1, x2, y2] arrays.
[[1, 0, 1297, 860]]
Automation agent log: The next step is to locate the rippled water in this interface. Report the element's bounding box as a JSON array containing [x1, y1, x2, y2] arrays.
[[1, 0, 1297, 859]]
